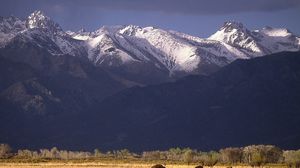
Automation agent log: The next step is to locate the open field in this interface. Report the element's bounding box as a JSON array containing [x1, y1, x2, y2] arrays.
[[0, 144, 294, 168], [0, 162, 193, 168], [0, 163, 289, 168]]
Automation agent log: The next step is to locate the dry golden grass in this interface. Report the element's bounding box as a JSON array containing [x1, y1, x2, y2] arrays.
[[0, 163, 289, 168], [0, 162, 191, 168]]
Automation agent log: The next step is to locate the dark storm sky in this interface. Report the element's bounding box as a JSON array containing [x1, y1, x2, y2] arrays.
[[1, 0, 300, 37]]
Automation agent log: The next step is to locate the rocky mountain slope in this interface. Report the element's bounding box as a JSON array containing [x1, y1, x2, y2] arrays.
[[87, 51, 300, 151], [1, 51, 299, 151]]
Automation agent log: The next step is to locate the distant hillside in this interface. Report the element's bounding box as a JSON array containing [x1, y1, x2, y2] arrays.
[[88, 51, 300, 151]]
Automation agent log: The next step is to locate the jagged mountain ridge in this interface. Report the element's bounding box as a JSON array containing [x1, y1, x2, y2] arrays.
[[1, 10, 299, 82], [69, 22, 300, 75], [1, 11, 87, 57], [209, 22, 300, 57]]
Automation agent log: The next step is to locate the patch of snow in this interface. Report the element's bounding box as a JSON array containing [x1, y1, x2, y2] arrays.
[[260, 27, 291, 37]]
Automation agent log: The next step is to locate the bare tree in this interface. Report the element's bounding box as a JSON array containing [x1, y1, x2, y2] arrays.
[[243, 145, 282, 167], [198, 151, 220, 167], [284, 150, 300, 168], [0, 144, 12, 158], [220, 147, 242, 164]]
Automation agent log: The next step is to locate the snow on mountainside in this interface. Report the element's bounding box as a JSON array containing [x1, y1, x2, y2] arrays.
[[26, 10, 62, 32], [209, 21, 300, 57], [118, 25, 200, 72], [68, 22, 300, 75], [254, 27, 300, 53], [70, 25, 249, 73], [0, 16, 25, 47], [1, 11, 300, 77], [0, 11, 87, 57], [208, 22, 265, 56]]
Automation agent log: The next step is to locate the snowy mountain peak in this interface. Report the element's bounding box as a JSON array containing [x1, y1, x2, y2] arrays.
[[119, 25, 142, 36], [26, 10, 62, 32], [210, 21, 250, 41], [93, 25, 123, 36], [209, 21, 264, 55], [221, 21, 246, 32]]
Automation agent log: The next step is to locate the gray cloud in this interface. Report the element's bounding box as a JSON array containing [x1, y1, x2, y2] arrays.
[[1, 0, 300, 17], [66, 0, 300, 15]]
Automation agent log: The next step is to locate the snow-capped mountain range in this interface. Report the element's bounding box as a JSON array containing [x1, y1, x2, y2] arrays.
[[1, 11, 299, 78]]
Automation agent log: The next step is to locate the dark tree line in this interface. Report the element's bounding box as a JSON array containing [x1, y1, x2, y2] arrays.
[[1, 143, 300, 167]]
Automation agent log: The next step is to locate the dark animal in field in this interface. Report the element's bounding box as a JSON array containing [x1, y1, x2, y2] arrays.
[[151, 164, 166, 168], [195, 166, 203, 168]]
